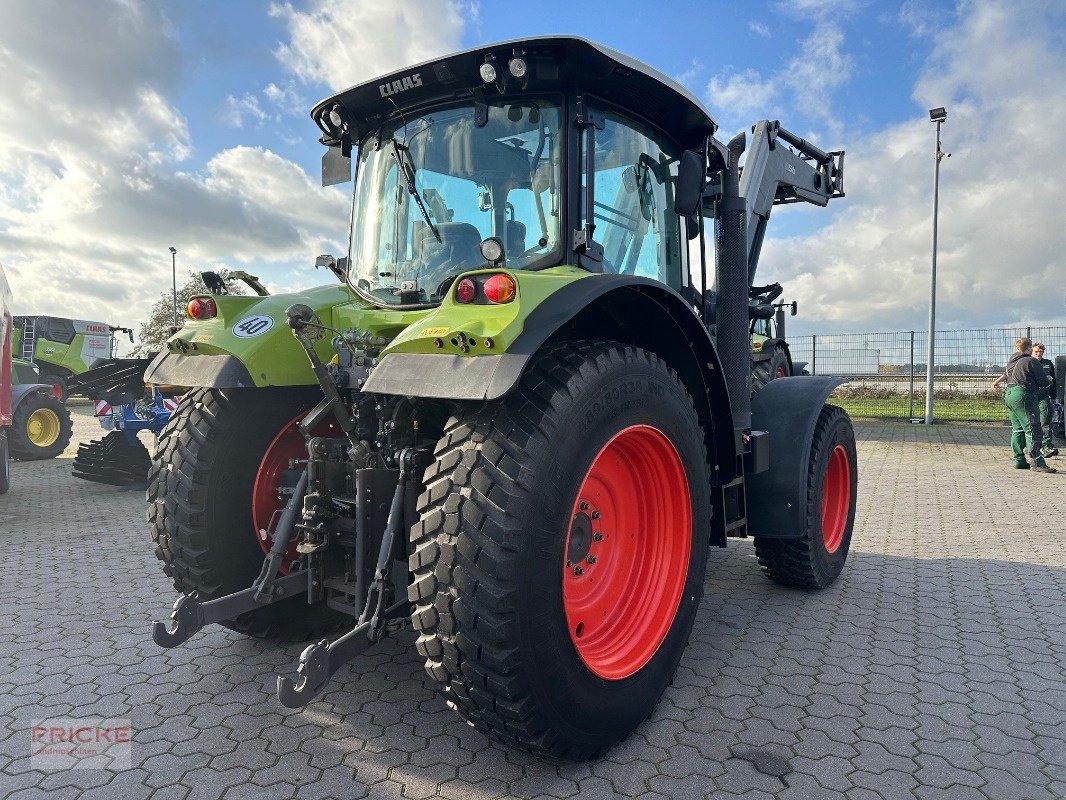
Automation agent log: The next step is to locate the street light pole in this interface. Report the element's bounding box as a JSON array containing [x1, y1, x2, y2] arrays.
[[924, 107, 949, 425], [169, 246, 178, 328]]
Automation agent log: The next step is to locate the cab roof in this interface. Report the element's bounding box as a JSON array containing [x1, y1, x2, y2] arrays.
[[311, 36, 717, 149]]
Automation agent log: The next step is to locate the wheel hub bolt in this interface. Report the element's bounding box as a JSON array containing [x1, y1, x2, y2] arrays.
[[579, 501, 589, 511], [573, 566, 584, 576], [566, 560, 573, 567], [586, 555, 597, 565], [591, 511, 601, 519], [593, 533, 604, 541]]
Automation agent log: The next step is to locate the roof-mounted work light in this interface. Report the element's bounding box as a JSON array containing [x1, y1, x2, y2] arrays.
[[479, 56, 498, 84], [929, 107, 947, 122]]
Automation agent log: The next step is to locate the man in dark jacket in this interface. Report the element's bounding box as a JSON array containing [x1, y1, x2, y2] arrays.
[[1031, 343, 1058, 457], [994, 338, 1055, 472]]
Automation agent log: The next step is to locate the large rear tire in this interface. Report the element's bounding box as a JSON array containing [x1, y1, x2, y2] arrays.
[[753, 404, 857, 589], [9, 393, 73, 460], [147, 387, 348, 640], [409, 341, 711, 760]]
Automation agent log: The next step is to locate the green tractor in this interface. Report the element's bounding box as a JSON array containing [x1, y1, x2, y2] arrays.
[[148, 37, 850, 759], [8, 357, 73, 461], [749, 282, 805, 391], [12, 315, 132, 400]]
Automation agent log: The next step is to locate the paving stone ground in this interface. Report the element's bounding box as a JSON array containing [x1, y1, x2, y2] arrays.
[[1, 406, 1064, 799]]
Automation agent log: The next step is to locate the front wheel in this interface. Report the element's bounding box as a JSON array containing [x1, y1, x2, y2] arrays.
[[9, 393, 73, 460], [751, 345, 791, 395], [754, 404, 857, 589], [409, 341, 711, 760]]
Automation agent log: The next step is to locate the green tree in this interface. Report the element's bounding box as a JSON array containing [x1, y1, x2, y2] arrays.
[[133, 270, 245, 356]]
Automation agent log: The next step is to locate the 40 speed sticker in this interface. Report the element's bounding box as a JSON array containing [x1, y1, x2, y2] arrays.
[[232, 315, 275, 338]]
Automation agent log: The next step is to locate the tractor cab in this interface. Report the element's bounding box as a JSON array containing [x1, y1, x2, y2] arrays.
[[312, 37, 715, 307]]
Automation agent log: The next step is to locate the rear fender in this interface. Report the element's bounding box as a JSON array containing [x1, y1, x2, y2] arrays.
[[365, 275, 738, 484], [747, 376, 846, 538], [12, 383, 52, 412], [143, 285, 355, 389]]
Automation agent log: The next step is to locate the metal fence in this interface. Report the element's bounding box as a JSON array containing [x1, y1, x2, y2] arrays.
[[789, 326, 1066, 422]]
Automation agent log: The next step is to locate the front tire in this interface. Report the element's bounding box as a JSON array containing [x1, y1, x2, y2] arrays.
[[147, 387, 347, 640], [751, 345, 791, 395], [754, 404, 857, 589], [9, 393, 73, 460], [409, 341, 711, 760]]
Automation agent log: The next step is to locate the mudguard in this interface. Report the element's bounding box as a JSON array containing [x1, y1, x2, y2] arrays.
[[141, 284, 355, 389], [747, 376, 846, 538], [12, 383, 53, 411], [364, 274, 737, 481], [367, 275, 718, 400]]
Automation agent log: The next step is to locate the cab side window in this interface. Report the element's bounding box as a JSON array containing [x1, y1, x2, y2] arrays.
[[581, 110, 684, 289]]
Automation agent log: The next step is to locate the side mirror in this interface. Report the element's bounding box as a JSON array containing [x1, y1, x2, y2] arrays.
[[316, 254, 348, 283], [322, 145, 352, 187], [674, 150, 705, 218]]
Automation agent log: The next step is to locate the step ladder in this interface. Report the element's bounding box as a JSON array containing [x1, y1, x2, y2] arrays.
[[19, 318, 36, 361]]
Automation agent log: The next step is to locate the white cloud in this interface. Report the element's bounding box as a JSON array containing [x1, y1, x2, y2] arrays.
[[223, 93, 269, 128], [270, 0, 467, 91], [706, 21, 851, 135], [0, 0, 348, 331], [749, 20, 772, 37], [759, 0, 1066, 331], [781, 22, 853, 134], [706, 69, 779, 134], [263, 81, 305, 116], [776, 0, 862, 18]]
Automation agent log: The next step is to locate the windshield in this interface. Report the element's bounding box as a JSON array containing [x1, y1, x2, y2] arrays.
[[348, 98, 562, 306]]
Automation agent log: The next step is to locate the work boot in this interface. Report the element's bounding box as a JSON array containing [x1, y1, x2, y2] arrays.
[[1032, 462, 1057, 473], [1041, 447, 1059, 457], [1014, 461, 1030, 469]]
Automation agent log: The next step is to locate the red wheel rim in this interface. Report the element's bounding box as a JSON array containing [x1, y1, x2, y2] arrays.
[[252, 412, 340, 573], [821, 444, 851, 554], [562, 424, 691, 680]]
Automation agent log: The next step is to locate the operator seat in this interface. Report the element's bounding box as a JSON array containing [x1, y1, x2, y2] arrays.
[[418, 222, 483, 285]]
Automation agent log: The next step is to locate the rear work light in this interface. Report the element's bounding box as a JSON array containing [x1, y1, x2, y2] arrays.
[[482, 273, 516, 303], [187, 297, 217, 320]]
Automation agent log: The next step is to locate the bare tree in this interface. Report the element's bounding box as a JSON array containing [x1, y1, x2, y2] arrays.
[[133, 270, 245, 356]]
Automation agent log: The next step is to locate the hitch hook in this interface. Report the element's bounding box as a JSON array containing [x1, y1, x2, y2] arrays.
[[152, 592, 204, 648]]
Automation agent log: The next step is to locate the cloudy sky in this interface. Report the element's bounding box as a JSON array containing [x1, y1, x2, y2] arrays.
[[1, 0, 1063, 350]]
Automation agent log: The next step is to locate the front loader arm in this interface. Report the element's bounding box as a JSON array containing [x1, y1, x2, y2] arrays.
[[739, 120, 845, 282]]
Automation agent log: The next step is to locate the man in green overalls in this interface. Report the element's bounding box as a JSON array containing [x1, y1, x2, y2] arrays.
[[993, 338, 1055, 472], [1031, 343, 1058, 457]]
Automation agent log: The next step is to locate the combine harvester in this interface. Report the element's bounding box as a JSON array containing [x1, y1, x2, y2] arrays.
[[144, 37, 850, 759]]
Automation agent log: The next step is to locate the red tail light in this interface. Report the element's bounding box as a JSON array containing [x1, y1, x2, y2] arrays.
[[51, 384, 64, 401], [455, 278, 478, 303], [187, 297, 217, 320]]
